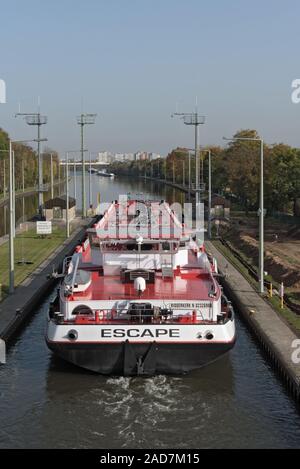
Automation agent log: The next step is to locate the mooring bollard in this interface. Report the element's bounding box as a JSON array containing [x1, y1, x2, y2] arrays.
[[269, 283, 273, 298], [0, 339, 6, 364]]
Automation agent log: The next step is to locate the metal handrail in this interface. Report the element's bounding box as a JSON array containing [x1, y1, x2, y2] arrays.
[[70, 255, 80, 292], [63, 256, 73, 273], [71, 308, 216, 325]]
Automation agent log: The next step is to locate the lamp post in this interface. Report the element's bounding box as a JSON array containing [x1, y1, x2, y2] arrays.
[[77, 113, 97, 218], [223, 136, 264, 293]]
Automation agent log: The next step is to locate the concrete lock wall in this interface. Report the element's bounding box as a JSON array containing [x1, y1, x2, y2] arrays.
[[0, 339, 6, 364]]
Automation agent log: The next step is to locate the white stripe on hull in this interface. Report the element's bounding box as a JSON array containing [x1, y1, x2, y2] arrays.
[[46, 319, 235, 344]]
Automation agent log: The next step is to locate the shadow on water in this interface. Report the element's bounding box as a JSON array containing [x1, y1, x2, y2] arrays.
[[46, 353, 235, 396]]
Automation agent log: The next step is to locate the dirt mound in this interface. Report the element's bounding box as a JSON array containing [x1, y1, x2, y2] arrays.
[[229, 233, 300, 289]]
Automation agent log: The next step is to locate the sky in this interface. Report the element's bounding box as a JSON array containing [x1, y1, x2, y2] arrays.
[[1, 0, 300, 157]]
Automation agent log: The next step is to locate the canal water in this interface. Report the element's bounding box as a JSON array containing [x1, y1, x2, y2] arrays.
[[0, 174, 300, 449]]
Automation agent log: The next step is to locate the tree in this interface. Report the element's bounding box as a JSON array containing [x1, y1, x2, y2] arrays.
[[0, 127, 61, 193], [267, 144, 300, 215]]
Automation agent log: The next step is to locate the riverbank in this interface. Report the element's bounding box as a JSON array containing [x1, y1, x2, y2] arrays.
[[206, 240, 300, 401], [0, 216, 95, 345]]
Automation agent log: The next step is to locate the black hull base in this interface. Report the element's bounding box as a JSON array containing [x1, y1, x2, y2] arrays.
[[46, 340, 235, 375]]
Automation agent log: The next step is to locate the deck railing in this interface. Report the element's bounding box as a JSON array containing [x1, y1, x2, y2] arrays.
[[54, 307, 219, 325]]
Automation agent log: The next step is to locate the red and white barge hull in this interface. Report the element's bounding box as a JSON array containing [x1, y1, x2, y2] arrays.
[[46, 319, 235, 375]]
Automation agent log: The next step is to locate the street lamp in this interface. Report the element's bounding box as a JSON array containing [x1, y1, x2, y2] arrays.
[[77, 113, 97, 218], [223, 136, 264, 294]]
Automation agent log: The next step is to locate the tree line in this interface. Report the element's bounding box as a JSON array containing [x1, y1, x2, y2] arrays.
[[110, 130, 300, 217], [0, 128, 60, 194]]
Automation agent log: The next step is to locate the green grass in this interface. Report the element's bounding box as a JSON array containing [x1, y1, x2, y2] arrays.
[[0, 225, 68, 300], [212, 239, 300, 333]]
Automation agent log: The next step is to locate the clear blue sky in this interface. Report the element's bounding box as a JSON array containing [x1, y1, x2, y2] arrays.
[[1, 0, 300, 157]]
